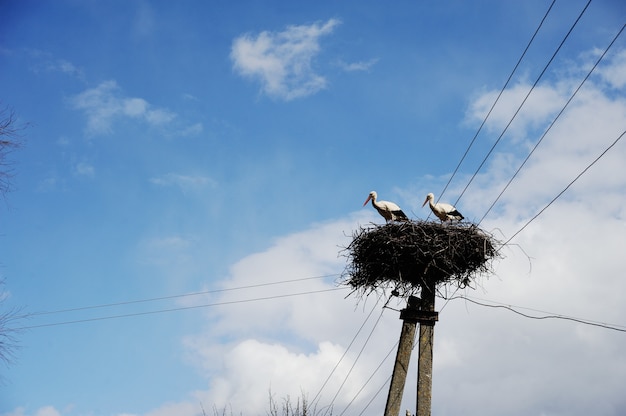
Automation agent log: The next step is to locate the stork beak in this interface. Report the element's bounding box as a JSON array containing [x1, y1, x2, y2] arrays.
[[421, 198, 428, 207], [363, 195, 372, 207]]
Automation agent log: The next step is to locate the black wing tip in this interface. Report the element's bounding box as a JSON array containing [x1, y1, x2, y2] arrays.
[[395, 210, 409, 221], [450, 210, 464, 220]]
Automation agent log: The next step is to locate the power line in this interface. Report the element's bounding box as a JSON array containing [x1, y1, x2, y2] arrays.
[[504, 128, 626, 245], [338, 340, 398, 416], [22, 274, 340, 318], [15, 287, 348, 330], [478, 23, 626, 226], [435, 0, 557, 211], [454, 0, 593, 208], [357, 374, 392, 416], [468, 295, 626, 330], [326, 306, 386, 412], [447, 295, 626, 333], [312, 297, 381, 406]]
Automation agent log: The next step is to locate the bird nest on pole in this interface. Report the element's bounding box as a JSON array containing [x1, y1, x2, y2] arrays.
[[342, 220, 501, 299]]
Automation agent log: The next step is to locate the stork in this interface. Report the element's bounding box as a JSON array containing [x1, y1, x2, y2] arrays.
[[422, 192, 464, 221], [363, 191, 409, 222]]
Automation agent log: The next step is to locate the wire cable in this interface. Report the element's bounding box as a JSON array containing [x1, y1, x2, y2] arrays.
[[338, 340, 399, 416], [454, 0, 592, 208], [447, 295, 626, 333], [357, 374, 392, 416], [478, 23, 626, 226], [504, 128, 626, 245], [21, 274, 340, 318], [466, 295, 626, 330], [435, 0, 557, 210], [311, 298, 381, 406], [15, 287, 348, 330], [326, 306, 387, 412]]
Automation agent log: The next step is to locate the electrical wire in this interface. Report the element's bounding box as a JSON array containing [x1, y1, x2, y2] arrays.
[[326, 306, 387, 413], [453, 0, 592, 208], [357, 374, 392, 416], [15, 287, 348, 330], [338, 340, 399, 416], [435, 0, 557, 211], [478, 23, 626, 226], [447, 295, 626, 333], [504, 128, 626, 245], [468, 295, 626, 330], [311, 297, 381, 406], [20, 274, 340, 319]]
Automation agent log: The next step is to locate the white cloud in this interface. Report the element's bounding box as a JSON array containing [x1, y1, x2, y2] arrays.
[[74, 162, 95, 177], [202, 339, 364, 413], [48, 59, 84, 78], [56, 136, 70, 146], [230, 19, 341, 101], [26, 49, 85, 79], [144, 108, 176, 125], [137, 235, 192, 265], [33, 408, 61, 416], [182, 93, 199, 101], [178, 122, 203, 137], [336, 58, 379, 72], [70, 80, 177, 135], [2, 407, 64, 416], [466, 83, 567, 141], [123, 97, 149, 117], [0, 407, 25, 416], [132, 1, 156, 39], [596, 49, 626, 89], [150, 173, 217, 193]]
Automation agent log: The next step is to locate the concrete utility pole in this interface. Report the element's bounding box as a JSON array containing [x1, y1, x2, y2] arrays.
[[383, 291, 438, 416], [384, 296, 419, 416], [415, 288, 438, 416]]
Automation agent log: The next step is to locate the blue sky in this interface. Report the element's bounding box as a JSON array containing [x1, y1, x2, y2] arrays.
[[1, 1, 626, 415]]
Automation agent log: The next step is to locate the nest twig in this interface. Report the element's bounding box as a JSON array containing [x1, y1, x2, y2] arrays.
[[341, 220, 501, 299]]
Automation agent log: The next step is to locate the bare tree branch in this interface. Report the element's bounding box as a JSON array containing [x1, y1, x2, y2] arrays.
[[0, 280, 25, 369], [0, 104, 26, 196]]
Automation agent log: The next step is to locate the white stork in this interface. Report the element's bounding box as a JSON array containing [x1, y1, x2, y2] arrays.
[[363, 191, 409, 222], [422, 192, 464, 221]]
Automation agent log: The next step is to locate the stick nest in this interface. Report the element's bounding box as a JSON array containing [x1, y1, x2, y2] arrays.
[[341, 220, 501, 298]]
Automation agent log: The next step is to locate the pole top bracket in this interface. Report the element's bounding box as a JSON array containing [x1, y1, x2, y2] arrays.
[[399, 296, 439, 324], [400, 308, 439, 324]]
